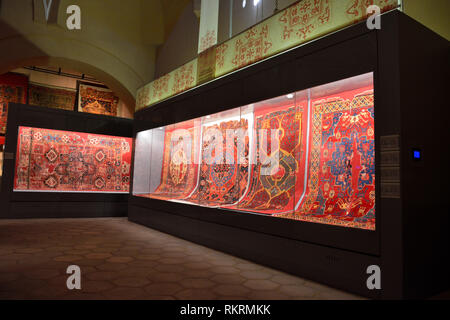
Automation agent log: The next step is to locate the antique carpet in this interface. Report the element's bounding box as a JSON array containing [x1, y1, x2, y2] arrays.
[[14, 127, 132, 193], [149, 121, 200, 201], [78, 83, 119, 116], [278, 86, 376, 230], [0, 73, 28, 134], [187, 118, 249, 206], [235, 103, 306, 214], [29, 84, 76, 111]]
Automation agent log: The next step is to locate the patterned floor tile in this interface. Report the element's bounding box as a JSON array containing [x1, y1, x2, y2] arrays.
[[0, 217, 364, 300]]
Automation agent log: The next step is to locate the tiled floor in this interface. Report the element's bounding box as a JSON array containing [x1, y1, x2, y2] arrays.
[[0, 217, 363, 300]]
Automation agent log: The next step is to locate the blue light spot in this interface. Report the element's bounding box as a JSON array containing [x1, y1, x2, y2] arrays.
[[413, 150, 421, 159]]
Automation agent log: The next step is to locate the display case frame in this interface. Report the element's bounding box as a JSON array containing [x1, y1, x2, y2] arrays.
[[130, 11, 448, 299], [0, 103, 133, 218]]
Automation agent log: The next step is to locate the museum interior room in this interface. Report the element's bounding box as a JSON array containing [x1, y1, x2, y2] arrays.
[[0, 0, 449, 302]]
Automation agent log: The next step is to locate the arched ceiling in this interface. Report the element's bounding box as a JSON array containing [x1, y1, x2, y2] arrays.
[[0, 0, 192, 110]]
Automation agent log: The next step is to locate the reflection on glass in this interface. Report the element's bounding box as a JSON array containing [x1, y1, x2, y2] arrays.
[[133, 129, 152, 195], [133, 73, 375, 230]]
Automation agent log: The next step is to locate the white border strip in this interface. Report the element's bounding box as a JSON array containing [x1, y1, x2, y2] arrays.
[[294, 88, 311, 211]]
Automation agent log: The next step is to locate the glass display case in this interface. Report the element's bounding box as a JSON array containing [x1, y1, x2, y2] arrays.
[[13, 127, 133, 193], [133, 73, 375, 230]]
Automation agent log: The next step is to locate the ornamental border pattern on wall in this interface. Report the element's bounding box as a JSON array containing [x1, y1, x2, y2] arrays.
[[231, 25, 273, 69], [172, 63, 196, 95], [152, 74, 171, 100]]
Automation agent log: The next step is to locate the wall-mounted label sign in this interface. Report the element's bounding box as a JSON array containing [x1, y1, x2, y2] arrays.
[[380, 151, 400, 166], [381, 182, 401, 199]]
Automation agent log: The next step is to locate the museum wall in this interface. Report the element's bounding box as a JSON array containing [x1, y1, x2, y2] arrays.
[[0, 0, 446, 115], [155, 0, 299, 78]]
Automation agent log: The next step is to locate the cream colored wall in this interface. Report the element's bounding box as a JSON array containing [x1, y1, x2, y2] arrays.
[[155, 2, 199, 78], [154, 0, 448, 92], [403, 0, 450, 40], [155, 0, 300, 79]]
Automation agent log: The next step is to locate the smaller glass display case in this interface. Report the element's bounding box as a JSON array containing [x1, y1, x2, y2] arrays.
[[14, 127, 133, 193], [133, 73, 375, 230]]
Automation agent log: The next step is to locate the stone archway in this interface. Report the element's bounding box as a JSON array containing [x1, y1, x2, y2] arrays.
[[0, 32, 138, 114]]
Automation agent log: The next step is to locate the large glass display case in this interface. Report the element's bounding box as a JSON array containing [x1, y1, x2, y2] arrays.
[[14, 127, 133, 193], [133, 73, 375, 230]]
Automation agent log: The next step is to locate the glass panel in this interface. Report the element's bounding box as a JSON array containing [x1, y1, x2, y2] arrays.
[[286, 73, 375, 230], [147, 125, 167, 197], [13, 127, 133, 193]]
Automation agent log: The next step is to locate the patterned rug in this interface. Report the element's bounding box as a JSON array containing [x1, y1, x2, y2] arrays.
[[0, 73, 28, 134], [149, 121, 200, 201], [236, 104, 305, 214], [186, 118, 249, 206], [278, 86, 376, 230], [78, 83, 119, 116], [29, 84, 76, 111], [14, 127, 132, 193]]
